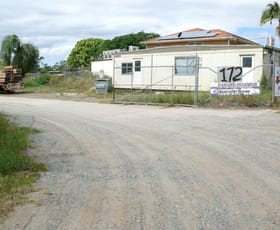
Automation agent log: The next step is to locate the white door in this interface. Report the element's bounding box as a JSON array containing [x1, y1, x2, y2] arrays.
[[241, 56, 254, 82], [133, 60, 142, 86]]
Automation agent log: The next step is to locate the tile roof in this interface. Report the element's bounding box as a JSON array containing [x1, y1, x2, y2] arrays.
[[142, 28, 258, 45]]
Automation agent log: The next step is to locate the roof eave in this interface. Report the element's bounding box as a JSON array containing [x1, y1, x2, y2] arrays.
[[117, 44, 263, 56], [142, 37, 257, 45]]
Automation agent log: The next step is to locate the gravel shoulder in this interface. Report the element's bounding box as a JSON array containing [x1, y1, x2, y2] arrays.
[[0, 95, 280, 229]]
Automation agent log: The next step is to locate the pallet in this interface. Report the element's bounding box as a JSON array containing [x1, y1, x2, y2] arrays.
[[1, 66, 22, 74], [0, 66, 23, 84], [0, 75, 22, 83]]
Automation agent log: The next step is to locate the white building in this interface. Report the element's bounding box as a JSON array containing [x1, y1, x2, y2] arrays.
[[114, 45, 270, 91], [91, 59, 113, 78], [92, 28, 280, 91], [91, 47, 139, 78]]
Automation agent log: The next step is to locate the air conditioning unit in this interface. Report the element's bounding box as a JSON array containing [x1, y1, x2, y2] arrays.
[[128, 46, 139, 51], [265, 36, 275, 47], [102, 49, 121, 60]]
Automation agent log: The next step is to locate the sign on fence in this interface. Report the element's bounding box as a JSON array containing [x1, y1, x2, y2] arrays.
[[275, 67, 280, 97], [218, 66, 243, 82], [211, 66, 260, 96], [210, 82, 260, 96]]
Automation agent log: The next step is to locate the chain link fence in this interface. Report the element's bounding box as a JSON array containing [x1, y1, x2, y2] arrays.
[[112, 62, 279, 106], [63, 68, 93, 78], [112, 63, 202, 106]]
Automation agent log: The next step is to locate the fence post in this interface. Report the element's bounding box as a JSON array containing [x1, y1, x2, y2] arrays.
[[112, 56, 115, 102], [150, 55, 153, 104], [172, 66, 174, 92], [272, 50, 276, 104], [131, 71, 133, 103], [194, 55, 199, 106]]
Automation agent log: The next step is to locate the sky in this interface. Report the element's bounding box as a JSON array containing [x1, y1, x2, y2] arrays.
[[0, 0, 278, 65]]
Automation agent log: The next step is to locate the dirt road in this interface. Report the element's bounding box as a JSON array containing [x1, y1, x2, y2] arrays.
[[0, 96, 280, 229]]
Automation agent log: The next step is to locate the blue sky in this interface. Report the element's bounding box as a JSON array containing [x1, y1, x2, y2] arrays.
[[0, 0, 277, 65], [237, 26, 278, 45]]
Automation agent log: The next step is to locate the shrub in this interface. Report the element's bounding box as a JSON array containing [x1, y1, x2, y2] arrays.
[[260, 74, 272, 90], [34, 73, 50, 85], [23, 74, 50, 87]]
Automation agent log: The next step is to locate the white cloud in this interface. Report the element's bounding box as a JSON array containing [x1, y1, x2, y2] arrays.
[[40, 44, 74, 64], [0, 0, 276, 64]]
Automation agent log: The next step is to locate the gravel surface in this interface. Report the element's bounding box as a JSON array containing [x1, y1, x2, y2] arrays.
[[0, 95, 280, 230]]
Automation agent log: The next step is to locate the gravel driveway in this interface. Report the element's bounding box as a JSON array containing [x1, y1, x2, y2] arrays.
[[0, 96, 280, 230]]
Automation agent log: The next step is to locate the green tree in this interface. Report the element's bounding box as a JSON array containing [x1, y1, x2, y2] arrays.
[[260, 2, 280, 36], [0, 34, 40, 75], [0, 34, 21, 65], [67, 32, 159, 68], [0, 57, 3, 68], [52, 60, 68, 71], [106, 31, 160, 50], [39, 63, 52, 73], [67, 38, 104, 68], [19, 43, 40, 74]]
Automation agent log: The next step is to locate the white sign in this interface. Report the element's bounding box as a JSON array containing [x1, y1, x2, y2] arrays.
[[210, 82, 260, 96], [218, 66, 243, 82], [275, 67, 280, 96]]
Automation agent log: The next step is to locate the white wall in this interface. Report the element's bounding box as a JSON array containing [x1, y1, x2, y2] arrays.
[[91, 60, 113, 78], [114, 47, 264, 91]]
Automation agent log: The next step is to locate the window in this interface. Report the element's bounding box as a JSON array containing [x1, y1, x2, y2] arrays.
[[188, 42, 204, 45], [242, 57, 253, 68], [121, 63, 133, 74], [134, 61, 141, 72], [175, 56, 197, 75]]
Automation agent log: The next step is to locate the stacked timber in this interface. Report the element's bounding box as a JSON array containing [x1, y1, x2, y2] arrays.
[[0, 66, 23, 83]]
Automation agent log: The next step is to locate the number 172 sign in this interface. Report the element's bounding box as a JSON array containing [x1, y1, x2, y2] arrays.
[[218, 67, 243, 82]]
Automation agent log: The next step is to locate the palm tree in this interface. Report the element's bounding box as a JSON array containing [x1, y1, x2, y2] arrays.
[[0, 34, 40, 75], [19, 43, 40, 74], [260, 2, 280, 36], [0, 34, 21, 66]]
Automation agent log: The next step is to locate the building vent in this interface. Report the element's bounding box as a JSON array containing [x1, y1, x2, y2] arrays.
[[102, 49, 121, 60], [265, 36, 275, 47], [128, 46, 139, 51]]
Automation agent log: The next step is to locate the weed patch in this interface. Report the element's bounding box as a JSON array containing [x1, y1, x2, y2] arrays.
[[114, 90, 210, 106], [0, 115, 46, 221], [24, 74, 96, 94], [23, 74, 277, 107]]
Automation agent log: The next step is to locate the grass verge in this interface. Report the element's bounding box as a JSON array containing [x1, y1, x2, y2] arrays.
[[24, 74, 97, 94], [23, 73, 114, 101], [114, 91, 208, 105], [114, 89, 279, 107], [208, 89, 276, 108], [23, 74, 279, 107], [0, 114, 46, 221]]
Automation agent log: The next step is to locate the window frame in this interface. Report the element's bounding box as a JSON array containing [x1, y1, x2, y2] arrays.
[[121, 62, 133, 74], [241, 56, 253, 68], [134, 60, 141, 72], [188, 42, 204, 45], [175, 56, 197, 76]]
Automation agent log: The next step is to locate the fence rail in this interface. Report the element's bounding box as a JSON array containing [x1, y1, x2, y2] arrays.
[[112, 64, 201, 105], [111, 61, 280, 106]]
